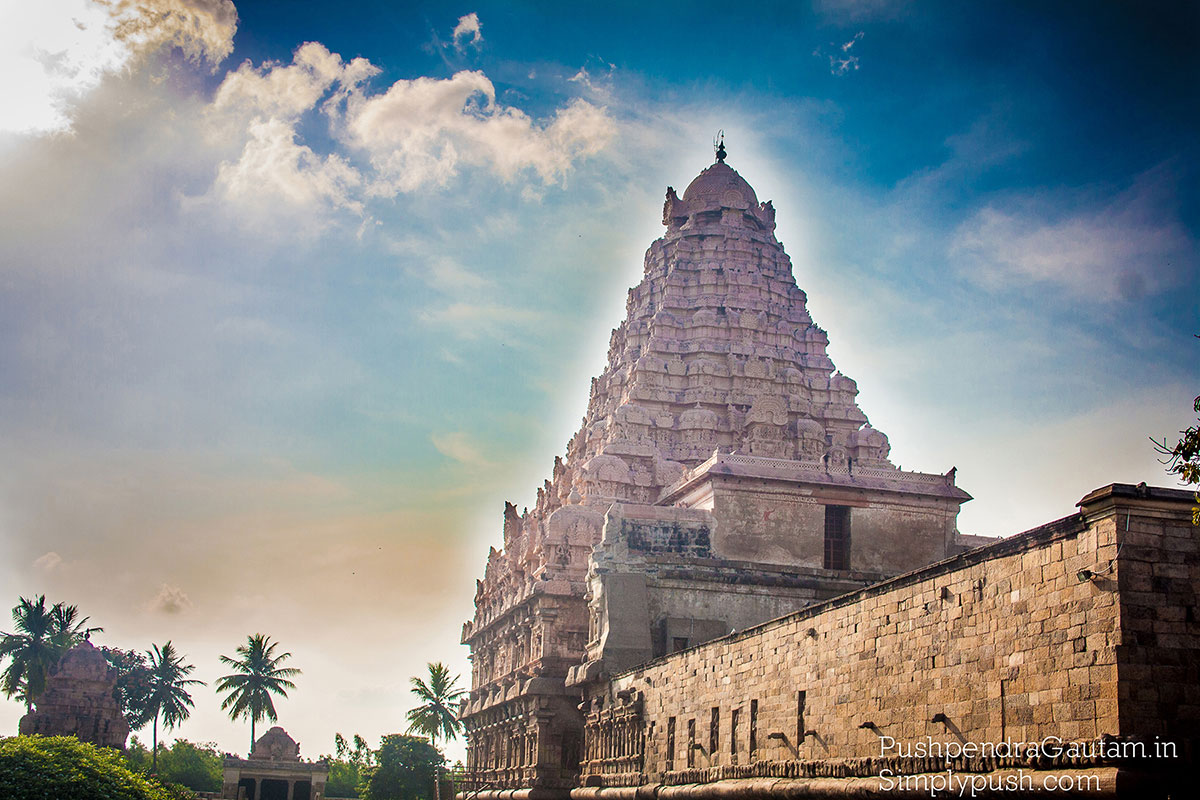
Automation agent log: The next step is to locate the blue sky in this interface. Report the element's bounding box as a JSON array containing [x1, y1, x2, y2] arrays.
[[0, 0, 1196, 761]]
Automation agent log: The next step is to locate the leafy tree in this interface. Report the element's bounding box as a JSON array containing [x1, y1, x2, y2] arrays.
[[144, 642, 204, 773], [0, 596, 101, 711], [327, 758, 366, 799], [1153, 395, 1200, 487], [324, 734, 374, 800], [216, 634, 301, 752], [406, 663, 465, 800], [125, 736, 152, 772], [352, 734, 373, 766], [154, 740, 223, 792], [324, 732, 376, 798], [361, 735, 442, 800], [102, 648, 155, 730], [0, 734, 176, 800]]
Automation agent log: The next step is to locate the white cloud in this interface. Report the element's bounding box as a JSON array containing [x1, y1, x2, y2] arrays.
[[213, 41, 377, 122], [452, 12, 483, 48], [345, 71, 615, 195], [151, 582, 193, 614], [824, 32, 864, 75], [431, 431, 489, 466], [950, 170, 1195, 302], [200, 42, 615, 220], [33, 551, 62, 571], [213, 116, 364, 221], [0, 0, 237, 135]]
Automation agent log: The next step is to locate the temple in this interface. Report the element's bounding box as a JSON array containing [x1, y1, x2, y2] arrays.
[[221, 726, 328, 800], [459, 148, 976, 792], [458, 148, 1199, 798], [18, 636, 130, 749]]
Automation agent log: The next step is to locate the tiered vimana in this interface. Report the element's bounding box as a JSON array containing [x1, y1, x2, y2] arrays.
[[460, 140, 969, 797]]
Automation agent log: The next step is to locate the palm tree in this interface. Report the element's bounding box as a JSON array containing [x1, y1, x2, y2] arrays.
[[48, 603, 101, 651], [0, 596, 101, 711], [144, 641, 204, 773], [406, 662, 466, 800], [216, 634, 301, 753]]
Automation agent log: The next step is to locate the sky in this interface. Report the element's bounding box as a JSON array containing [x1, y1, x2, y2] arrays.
[[1, 0, 1197, 764]]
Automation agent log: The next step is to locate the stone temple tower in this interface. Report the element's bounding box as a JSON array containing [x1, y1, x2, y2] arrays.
[[460, 145, 970, 796]]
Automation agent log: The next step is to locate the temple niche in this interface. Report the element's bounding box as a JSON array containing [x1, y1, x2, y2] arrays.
[[18, 637, 129, 749], [460, 143, 970, 797]]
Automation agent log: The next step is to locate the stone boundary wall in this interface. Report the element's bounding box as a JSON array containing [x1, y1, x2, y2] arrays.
[[579, 484, 1196, 797]]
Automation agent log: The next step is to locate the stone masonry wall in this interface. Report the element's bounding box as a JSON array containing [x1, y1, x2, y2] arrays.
[[708, 479, 956, 574], [583, 485, 1197, 792], [1096, 486, 1200, 741]]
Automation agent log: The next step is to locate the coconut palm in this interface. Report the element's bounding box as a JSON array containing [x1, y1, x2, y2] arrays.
[[0, 596, 101, 711], [48, 602, 101, 651], [144, 641, 204, 773], [406, 662, 466, 800], [216, 634, 301, 752]]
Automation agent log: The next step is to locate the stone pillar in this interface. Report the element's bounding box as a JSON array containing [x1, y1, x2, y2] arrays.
[[287, 779, 295, 800]]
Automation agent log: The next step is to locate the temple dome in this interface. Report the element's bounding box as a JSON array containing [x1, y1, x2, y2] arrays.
[[682, 162, 758, 209]]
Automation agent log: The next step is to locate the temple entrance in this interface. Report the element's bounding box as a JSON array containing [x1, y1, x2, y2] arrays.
[[237, 778, 256, 800], [294, 780, 311, 800], [260, 779, 288, 800]]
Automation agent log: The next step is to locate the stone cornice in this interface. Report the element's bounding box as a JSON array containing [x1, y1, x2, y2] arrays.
[[657, 452, 972, 506]]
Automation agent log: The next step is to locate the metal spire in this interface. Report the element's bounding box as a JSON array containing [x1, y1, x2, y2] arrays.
[[714, 130, 726, 163]]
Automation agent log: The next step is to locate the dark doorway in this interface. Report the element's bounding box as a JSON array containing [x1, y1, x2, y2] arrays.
[[294, 780, 311, 800], [237, 778, 256, 800], [260, 779, 288, 800]]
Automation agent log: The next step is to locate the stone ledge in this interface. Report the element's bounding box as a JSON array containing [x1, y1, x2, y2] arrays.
[[567, 768, 1153, 799]]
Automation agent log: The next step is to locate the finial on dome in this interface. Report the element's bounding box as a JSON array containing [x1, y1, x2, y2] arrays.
[[714, 130, 726, 163]]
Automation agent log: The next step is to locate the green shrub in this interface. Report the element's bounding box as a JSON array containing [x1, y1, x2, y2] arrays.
[[0, 735, 178, 800]]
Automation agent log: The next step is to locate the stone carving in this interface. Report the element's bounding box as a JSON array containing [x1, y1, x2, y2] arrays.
[[18, 637, 129, 749]]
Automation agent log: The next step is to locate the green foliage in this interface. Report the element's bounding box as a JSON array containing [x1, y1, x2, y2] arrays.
[[1153, 393, 1200, 486], [0, 596, 100, 710], [125, 737, 223, 793], [327, 759, 365, 798], [0, 734, 176, 800], [216, 634, 301, 751], [156, 740, 223, 792], [405, 663, 465, 745], [323, 732, 375, 798], [102, 648, 155, 730], [125, 737, 152, 772], [361, 735, 442, 800]]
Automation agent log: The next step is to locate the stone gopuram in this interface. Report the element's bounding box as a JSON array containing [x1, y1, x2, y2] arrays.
[[221, 726, 328, 800], [460, 147, 973, 794], [18, 636, 129, 749]]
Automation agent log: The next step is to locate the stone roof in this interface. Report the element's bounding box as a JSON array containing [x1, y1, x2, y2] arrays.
[[250, 726, 301, 761], [682, 161, 759, 208], [657, 451, 973, 504]]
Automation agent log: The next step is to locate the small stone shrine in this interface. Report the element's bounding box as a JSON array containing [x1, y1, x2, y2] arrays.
[[222, 726, 328, 800], [18, 636, 129, 749]]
